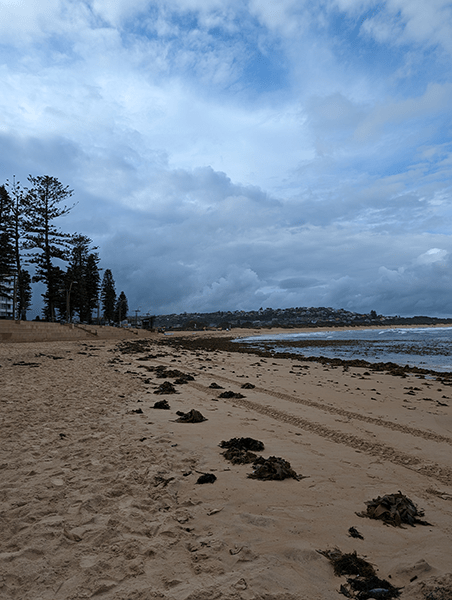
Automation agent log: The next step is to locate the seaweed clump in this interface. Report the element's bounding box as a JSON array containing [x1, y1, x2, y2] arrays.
[[318, 549, 376, 578], [154, 381, 177, 395], [196, 473, 217, 484], [219, 437, 265, 451], [346, 575, 402, 599], [152, 399, 170, 409], [248, 456, 302, 481], [318, 549, 402, 599], [357, 491, 431, 527], [222, 448, 259, 464], [219, 437, 265, 465], [348, 527, 364, 540], [175, 409, 207, 423], [220, 438, 300, 479], [218, 391, 246, 399]]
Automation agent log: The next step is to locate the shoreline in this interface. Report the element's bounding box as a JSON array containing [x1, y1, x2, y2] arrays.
[[162, 322, 452, 338], [154, 330, 452, 382], [1, 335, 451, 599], [164, 322, 452, 335]]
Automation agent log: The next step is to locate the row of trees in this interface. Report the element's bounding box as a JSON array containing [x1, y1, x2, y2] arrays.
[[0, 175, 128, 323]]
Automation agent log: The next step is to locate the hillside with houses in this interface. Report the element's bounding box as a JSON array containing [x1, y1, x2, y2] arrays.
[[153, 307, 452, 331]]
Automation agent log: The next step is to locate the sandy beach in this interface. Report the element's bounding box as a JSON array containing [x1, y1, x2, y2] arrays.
[[1, 329, 452, 600]]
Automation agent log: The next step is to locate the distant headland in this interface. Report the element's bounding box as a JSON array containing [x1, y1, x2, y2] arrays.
[[153, 306, 452, 331]]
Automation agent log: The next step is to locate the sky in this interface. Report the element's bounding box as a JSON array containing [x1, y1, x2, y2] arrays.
[[1, 0, 452, 318]]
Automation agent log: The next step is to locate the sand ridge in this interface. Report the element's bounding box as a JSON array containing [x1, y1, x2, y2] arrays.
[[1, 334, 452, 599]]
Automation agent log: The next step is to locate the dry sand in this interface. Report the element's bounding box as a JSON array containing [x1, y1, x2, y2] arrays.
[[1, 329, 452, 600]]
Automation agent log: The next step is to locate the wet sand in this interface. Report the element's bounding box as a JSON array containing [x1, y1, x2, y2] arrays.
[[1, 330, 452, 599]]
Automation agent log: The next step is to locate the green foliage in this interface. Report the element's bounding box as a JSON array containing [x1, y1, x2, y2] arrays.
[[41, 265, 66, 321], [2, 174, 129, 324], [85, 254, 100, 322], [5, 178, 34, 318], [114, 290, 128, 323], [101, 269, 116, 323], [0, 185, 15, 298], [49, 266, 68, 321], [24, 175, 74, 321], [66, 234, 100, 323]]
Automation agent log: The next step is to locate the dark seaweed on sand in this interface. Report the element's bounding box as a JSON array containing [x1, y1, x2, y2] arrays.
[[348, 527, 364, 540], [174, 377, 194, 384], [222, 447, 259, 464], [357, 491, 431, 527], [150, 365, 195, 383], [219, 437, 265, 451], [347, 575, 402, 599], [152, 399, 170, 409], [12, 361, 40, 367], [219, 437, 265, 465], [318, 549, 376, 578], [248, 456, 302, 481], [318, 549, 401, 599], [175, 409, 207, 423], [154, 381, 177, 394], [218, 390, 246, 399], [219, 440, 302, 479], [196, 473, 217, 484], [117, 340, 153, 354]]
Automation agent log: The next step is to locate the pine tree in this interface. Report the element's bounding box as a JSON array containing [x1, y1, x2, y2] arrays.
[[85, 254, 100, 323], [101, 269, 116, 324], [67, 234, 88, 322], [51, 266, 69, 321], [66, 234, 100, 323], [24, 175, 74, 321], [114, 291, 128, 324], [5, 177, 33, 319], [0, 185, 15, 299]]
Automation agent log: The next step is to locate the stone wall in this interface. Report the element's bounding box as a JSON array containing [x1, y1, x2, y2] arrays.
[[0, 321, 154, 343]]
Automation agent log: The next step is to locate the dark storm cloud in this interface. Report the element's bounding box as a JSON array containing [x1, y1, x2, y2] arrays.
[[1, 0, 452, 318]]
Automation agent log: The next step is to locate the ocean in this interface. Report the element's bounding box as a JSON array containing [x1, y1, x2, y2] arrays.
[[237, 326, 452, 373]]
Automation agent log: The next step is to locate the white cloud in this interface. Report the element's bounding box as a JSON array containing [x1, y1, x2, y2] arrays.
[[355, 82, 452, 142], [391, 0, 452, 52], [1, 0, 452, 318], [414, 248, 448, 265], [248, 0, 309, 35], [0, 0, 64, 43], [89, 0, 150, 27], [189, 267, 264, 312]]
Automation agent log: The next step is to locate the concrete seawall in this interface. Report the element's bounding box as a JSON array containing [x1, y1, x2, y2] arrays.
[[0, 320, 155, 343]]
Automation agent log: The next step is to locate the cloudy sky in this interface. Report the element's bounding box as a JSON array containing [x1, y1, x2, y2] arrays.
[[1, 0, 452, 318]]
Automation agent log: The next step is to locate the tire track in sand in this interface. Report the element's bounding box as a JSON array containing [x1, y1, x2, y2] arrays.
[[191, 370, 452, 447], [188, 380, 452, 487]]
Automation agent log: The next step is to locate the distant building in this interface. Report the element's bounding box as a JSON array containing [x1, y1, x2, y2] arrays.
[[141, 316, 155, 330], [0, 277, 14, 319]]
